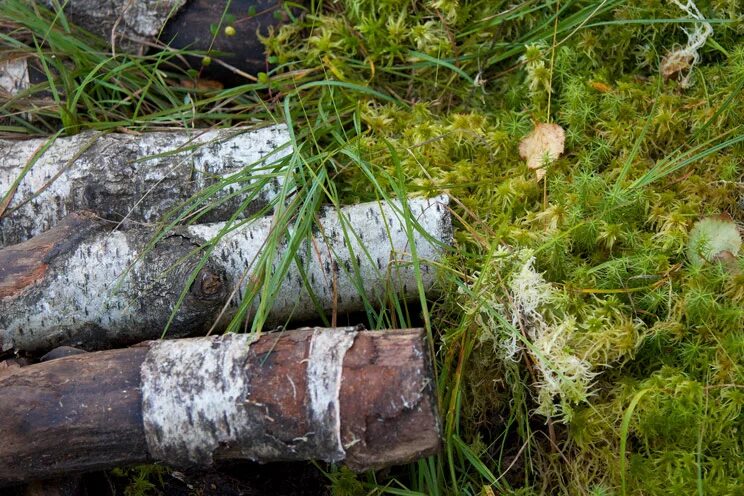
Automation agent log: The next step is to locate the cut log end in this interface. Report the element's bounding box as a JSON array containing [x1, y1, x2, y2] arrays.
[[340, 330, 441, 470]]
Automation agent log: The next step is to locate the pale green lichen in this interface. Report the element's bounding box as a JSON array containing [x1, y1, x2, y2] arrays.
[[687, 216, 742, 267]]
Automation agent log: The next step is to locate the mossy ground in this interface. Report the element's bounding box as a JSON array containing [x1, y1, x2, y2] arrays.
[[2, 0, 743, 494]]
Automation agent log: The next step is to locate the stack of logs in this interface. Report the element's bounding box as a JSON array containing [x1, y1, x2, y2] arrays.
[[0, 126, 453, 488], [0, 1, 453, 491]]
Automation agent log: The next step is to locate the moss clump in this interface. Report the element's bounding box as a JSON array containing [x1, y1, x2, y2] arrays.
[[687, 216, 742, 267], [261, 0, 744, 493]]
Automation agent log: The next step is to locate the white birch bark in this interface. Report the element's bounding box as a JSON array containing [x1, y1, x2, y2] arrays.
[[0, 222, 229, 352], [0, 124, 291, 246], [0, 196, 451, 353], [0, 58, 30, 97], [140, 328, 357, 465], [187, 194, 453, 325], [38, 0, 187, 53]]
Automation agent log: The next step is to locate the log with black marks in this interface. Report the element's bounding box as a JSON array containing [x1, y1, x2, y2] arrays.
[[0, 210, 229, 352], [188, 194, 452, 326], [0, 328, 441, 483], [0, 124, 291, 246], [0, 196, 452, 353]]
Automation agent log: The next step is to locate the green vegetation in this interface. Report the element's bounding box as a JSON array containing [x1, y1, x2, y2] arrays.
[[1, 0, 743, 494]]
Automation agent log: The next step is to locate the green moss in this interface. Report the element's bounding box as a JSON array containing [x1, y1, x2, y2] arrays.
[[259, 1, 744, 493]]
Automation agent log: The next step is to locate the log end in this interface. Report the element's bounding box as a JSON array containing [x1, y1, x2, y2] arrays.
[[340, 329, 441, 471]]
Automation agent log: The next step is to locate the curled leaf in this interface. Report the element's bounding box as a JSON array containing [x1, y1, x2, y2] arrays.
[[519, 123, 565, 181]]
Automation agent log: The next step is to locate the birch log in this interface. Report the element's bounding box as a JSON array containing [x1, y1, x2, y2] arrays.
[[38, 0, 187, 54], [0, 196, 452, 353], [0, 210, 229, 352], [0, 124, 291, 246], [0, 58, 30, 97], [0, 328, 441, 484]]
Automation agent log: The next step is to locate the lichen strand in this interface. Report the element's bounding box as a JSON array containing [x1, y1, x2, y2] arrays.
[[0, 125, 291, 246]]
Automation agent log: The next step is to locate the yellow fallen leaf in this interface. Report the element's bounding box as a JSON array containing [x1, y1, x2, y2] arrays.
[[518, 122, 565, 181]]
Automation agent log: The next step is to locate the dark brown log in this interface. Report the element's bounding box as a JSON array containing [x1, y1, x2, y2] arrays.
[[0, 347, 151, 484], [16, 352, 86, 496], [35, 0, 290, 83], [159, 0, 290, 85], [0, 328, 440, 484]]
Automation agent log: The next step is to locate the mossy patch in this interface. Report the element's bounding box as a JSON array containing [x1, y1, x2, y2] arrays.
[[261, 1, 744, 493]]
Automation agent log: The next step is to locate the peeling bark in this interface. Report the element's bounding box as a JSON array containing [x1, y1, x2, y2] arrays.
[[0, 124, 291, 246], [0, 196, 451, 353], [0, 58, 30, 97], [0, 328, 440, 483]]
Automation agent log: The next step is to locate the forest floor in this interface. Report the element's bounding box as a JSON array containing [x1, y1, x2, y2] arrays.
[[1, 0, 743, 495]]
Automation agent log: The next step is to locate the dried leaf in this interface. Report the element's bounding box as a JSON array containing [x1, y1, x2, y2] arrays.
[[518, 123, 565, 181], [660, 50, 695, 81], [177, 78, 224, 91]]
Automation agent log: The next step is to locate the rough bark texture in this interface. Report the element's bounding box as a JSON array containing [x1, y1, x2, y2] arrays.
[[189, 195, 453, 325], [0, 347, 152, 484], [38, 0, 187, 53], [0, 328, 440, 483], [0, 196, 451, 353], [0, 212, 229, 353], [0, 124, 291, 246], [340, 330, 441, 470]]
